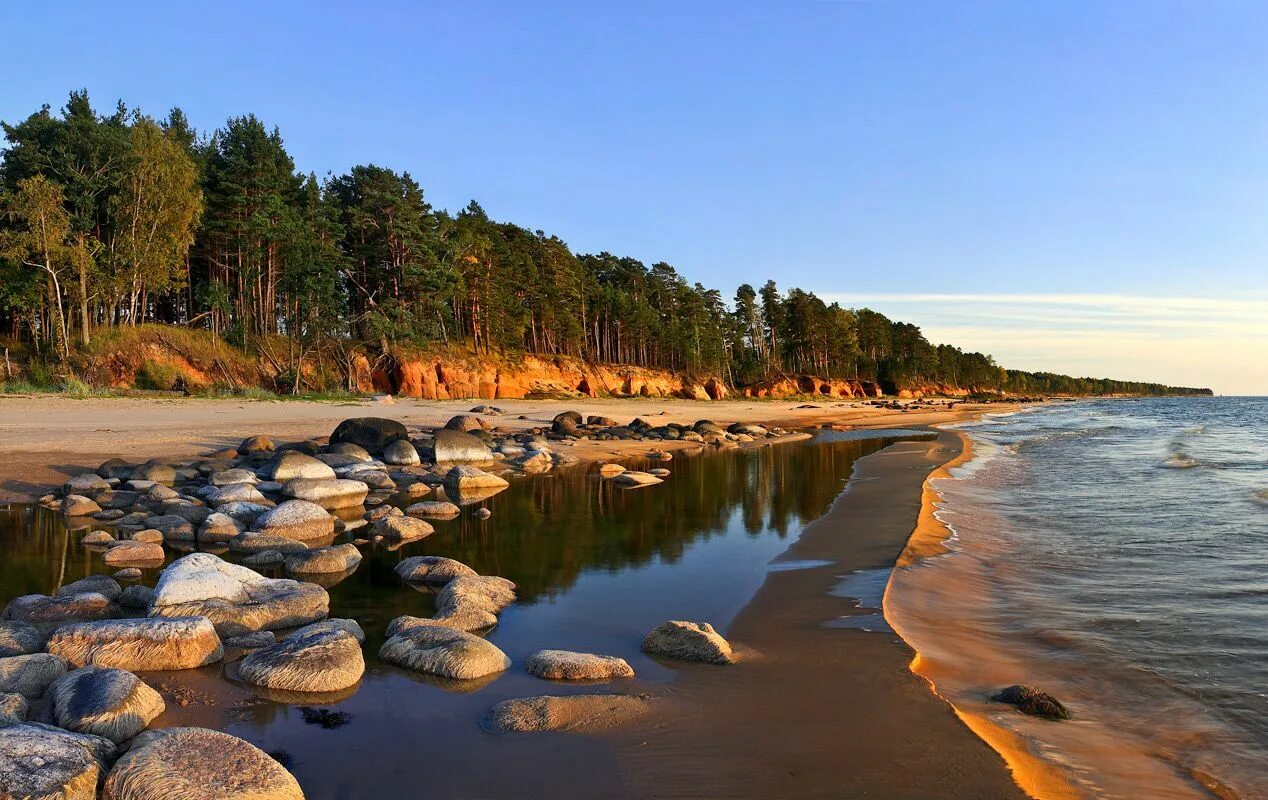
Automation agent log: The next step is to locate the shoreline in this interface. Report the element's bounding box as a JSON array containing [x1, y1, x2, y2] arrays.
[[608, 428, 1028, 798], [0, 393, 1007, 502], [884, 421, 1246, 800]]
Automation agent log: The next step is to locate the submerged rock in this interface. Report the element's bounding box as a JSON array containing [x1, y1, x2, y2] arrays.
[[612, 471, 663, 488], [992, 684, 1071, 720], [46, 617, 223, 671], [0, 653, 68, 698], [483, 694, 650, 733], [281, 478, 369, 511], [525, 650, 634, 681], [0, 723, 116, 800], [430, 575, 517, 631], [286, 619, 365, 644], [641, 620, 735, 664], [2, 592, 120, 632], [379, 624, 510, 680], [149, 553, 328, 637], [102, 541, 165, 566], [230, 533, 311, 554], [62, 495, 102, 517], [102, 726, 303, 800], [373, 516, 433, 542], [47, 666, 165, 743], [442, 465, 508, 496], [239, 628, 365, 694]]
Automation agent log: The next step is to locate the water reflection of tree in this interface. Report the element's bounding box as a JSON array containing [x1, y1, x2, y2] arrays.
[[1, 439, 898, 634]]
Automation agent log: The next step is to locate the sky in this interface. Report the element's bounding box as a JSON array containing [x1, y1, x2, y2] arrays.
[[2, 1, 1266, 394]]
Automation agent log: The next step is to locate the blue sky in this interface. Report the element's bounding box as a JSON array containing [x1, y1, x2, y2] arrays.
[[3, 1, 1266, 393]]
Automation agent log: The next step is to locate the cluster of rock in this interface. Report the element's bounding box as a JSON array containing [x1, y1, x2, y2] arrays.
[[1, 413, 761, 796]]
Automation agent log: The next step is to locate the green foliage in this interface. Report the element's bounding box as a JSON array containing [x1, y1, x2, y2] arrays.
[[135, 359, 180, 390], [0, 89, 1212, 398]]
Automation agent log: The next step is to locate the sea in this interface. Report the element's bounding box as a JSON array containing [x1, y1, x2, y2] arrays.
[[890, 397, 1268, 800]]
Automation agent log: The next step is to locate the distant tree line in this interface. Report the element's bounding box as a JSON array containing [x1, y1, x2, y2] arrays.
[[0, 91, 1209, 396]]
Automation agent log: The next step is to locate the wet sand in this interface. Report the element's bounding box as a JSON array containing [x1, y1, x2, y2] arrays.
[[608, 429, 1027, 799], [0, 393, 998, 501]]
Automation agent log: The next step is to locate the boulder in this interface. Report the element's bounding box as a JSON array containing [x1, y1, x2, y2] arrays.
[[431, 428, 493, 463], [330, 417, 409, 453], [0, 622, 43, 657], [393, 556, 477, 585], [525, 650, 635, 681], [0, 692, 26, 726], [597, 463, 626, 477], [266, 451, 336, 482], [286, 619, 365, 644], [2, 593, 120, 632], [112, 568, 142, 581], [146, 514, 194, 540], [405, 500, 461, 519], [283, 543, 362, 575], [239, 434, 275, 454], [207, 483, 268, 508], [102, 541, 165, 566], [97, 459, 134, 480], [430, 575, 517, 631], [0, 654, 68, 698], [444, 414, 486, 433], [378, 624, 510, 680], [613, 471, 664, 488], [382, 439, 420, 466], [118, 586, 153, 610], [253, 499, 335, 541], [65, 474, 110, 494], [149, 553, 328, 638], [238, 628, 365, 694], [209, 468, 258, 486], [223, 631, 276, 649], [243, 550, 285, 567], [281, 478, 368, 510], [373, 516, 433, 542], [641, 620, 735, 664], [47, 666, 165, 743], [80, 530, 115, 545], [230, 533, 310, 554], [992, 685, 1071, 720], [46, 617, 223, 671], [551, 411, 582, 435], [199, 512, 244, 541], [102, 727, 303, 800], [129, 529, 163, 544], [0, 723, 116, 800], [57, 576, 122, 603], [442, 465, 509, 495], [483, 694, 650, 733], [328, 442, 372, 461], [62, 495, 102, 517], [130, 463, 176, 484]]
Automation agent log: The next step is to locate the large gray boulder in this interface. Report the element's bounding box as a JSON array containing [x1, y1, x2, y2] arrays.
[[57, 576, 122, 603], [266, 450, 336, 482], [47, 666, 165, 743], [431, 429, 493, 463], [281, 478, 368, 510], [283, 543, 362, 576], [641, 620, 735, 664], [0, 723, 116, 800], [0, 654, 68, 698], [382, 439, 420, 466], [2, 593, 120, 632], [0, 621, 43, 657], [330, 417, 409, 453], [525, 650, 635, 681], [238, 628, 365, 694], [252, 499, 335, 540], [102, 727, 303, 800], [393, 556, 476, 585], [45, 617, 223, 671], [207, 483, 268, 508], [378, 623, 510, 680], [148, 553, 328, 638]]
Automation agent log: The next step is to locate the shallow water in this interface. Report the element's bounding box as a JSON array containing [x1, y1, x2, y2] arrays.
[[901, 398, 1268, 799], [0, 430, 925, 798]]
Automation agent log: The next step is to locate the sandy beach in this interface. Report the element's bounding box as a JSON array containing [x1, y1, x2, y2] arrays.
[[0, 393, 1034, 799]]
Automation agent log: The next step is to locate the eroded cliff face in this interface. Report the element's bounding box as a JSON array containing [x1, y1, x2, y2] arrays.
[[370, 354, 730, 401]]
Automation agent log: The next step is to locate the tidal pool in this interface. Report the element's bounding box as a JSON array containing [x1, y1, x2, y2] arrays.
[[0, 430, 926, 798]]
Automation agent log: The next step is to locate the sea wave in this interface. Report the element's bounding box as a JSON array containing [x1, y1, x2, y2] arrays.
[[1252, 489, 1268, 507], [1161, 453, 1200, 469]]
